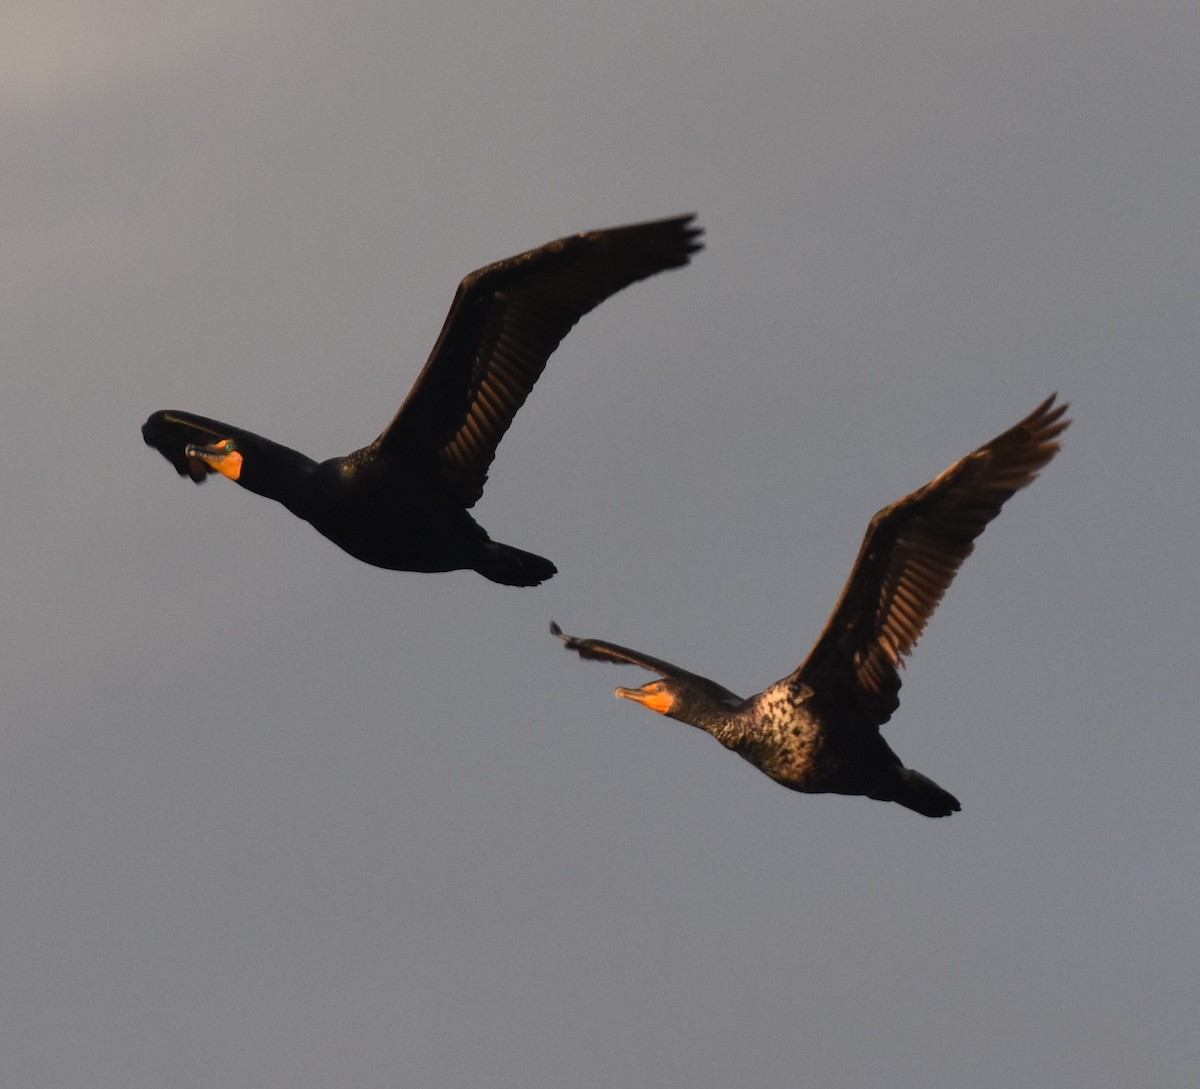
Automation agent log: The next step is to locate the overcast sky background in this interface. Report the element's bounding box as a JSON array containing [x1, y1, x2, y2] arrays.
[[3, 2, 1198, 1086]]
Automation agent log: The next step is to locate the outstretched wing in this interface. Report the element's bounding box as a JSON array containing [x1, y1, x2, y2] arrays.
[[550, 622, 742, 705], [373, 215, 703, 506], [143, 411, 231, 480], [142, 410, 314, 482], [794, 395, 1069, 725]]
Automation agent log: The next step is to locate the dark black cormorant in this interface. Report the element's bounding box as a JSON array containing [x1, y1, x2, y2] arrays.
[[143, 215, 702, 585], [552, 395, 1069, 815]]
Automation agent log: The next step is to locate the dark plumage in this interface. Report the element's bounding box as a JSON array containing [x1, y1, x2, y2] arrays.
[[553, 395, 1069, 816], [143, 215, 703, 585]]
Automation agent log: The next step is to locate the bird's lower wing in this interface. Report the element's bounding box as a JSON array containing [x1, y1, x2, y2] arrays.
[[142, 410, 245, 481], [550, 622, 742, 703]]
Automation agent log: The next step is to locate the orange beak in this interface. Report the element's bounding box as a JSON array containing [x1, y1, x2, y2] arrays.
[[615, 686, 675, 715]]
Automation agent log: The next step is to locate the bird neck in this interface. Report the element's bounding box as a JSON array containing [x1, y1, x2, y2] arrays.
[[231, 434, 320, 514], [675, 693, 750, 750]]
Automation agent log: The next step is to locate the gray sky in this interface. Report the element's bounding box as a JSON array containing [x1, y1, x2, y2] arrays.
[[3, 2, 1198, 1086]]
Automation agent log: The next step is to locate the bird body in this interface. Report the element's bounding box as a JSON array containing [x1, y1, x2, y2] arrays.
[[725, 683, 960, 817], [143, 215, 703, 585], [553, 395, 1069, 816]]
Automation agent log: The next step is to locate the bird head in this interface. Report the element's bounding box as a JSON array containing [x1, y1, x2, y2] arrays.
[[615, 676, 749, 747], [616, 678, 687, 719], [184, 438, 243, 482]]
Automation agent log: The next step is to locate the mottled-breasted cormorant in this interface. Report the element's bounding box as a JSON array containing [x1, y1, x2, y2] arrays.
[[143, 215, 702, 585], [552, 395, 1068, 815]]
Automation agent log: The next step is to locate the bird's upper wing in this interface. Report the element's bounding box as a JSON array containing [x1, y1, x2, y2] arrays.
[[550, 622, 742, 705], [792, 395, 1069, 726], [371, 215, 703, 507]]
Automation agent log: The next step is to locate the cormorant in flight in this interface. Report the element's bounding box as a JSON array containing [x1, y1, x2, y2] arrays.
[[143, 215, 702, 585], [553, 395, 1068, 815]]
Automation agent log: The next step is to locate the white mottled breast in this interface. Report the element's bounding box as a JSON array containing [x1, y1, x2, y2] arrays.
[[736, 681, 833, 790]]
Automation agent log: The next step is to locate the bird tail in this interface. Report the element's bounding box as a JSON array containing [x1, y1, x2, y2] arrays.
[[888, 768, 962, 818], [475, 541, 558, 587]]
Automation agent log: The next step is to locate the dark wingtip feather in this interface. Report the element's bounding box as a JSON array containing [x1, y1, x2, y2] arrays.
[[992, 393, 1071, 487], [1025, 393, 1071, 446], [141, 409, 241, 482], [656, 212, 705, 265], [141, 410, 198, 479], [671, 212, 705, 259], [581, 212, 705, 270], [550, 620, 578, 649], [548, 621, 608, 663], [140, 410, 170, 450]]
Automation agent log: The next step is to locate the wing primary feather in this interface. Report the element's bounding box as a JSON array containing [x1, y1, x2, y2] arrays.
[[793, 395, 1069, 724], [373, 215, 704, 508]]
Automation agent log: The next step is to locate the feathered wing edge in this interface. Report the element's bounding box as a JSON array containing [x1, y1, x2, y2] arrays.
[[142, 409, 316, 483], [550, 622, 741, 705], [374, 215, 704, 507], [793, 394, 1070, 723]]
